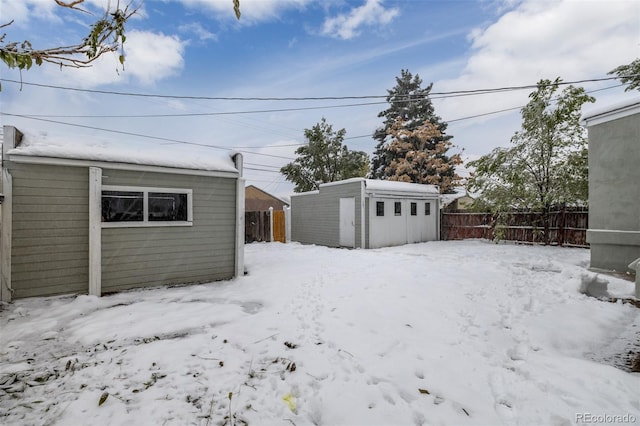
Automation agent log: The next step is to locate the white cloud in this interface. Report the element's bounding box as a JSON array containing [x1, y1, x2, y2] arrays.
[[43, 30, 186, 88], [116, 30, 186, 85], [321, 0, 399, 40], [177, 0, 311, 23], [0, 0, 62, 26], [178, 22, 218, 41], [434, 0, 640, 154]]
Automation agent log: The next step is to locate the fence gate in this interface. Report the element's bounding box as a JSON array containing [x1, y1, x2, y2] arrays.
[[272, 210, 286, 243]]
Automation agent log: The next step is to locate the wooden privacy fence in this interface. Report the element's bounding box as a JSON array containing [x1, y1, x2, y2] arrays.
[[441, 209, 588, 247], [245, 210, 286, 243]]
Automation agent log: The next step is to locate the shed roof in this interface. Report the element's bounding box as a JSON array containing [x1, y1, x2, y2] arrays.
[[580, 98, 640, 127], [5, 129, 239, 173], [295, 178, 440, 195], [363, 179, 439, 194]]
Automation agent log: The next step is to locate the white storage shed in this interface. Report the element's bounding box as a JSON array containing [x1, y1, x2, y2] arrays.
[[291, 178, 440, 249]]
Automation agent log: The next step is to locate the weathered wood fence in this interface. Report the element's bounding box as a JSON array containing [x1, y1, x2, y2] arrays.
[[245, 210, 286, 243], [441, 209, 588, 247]]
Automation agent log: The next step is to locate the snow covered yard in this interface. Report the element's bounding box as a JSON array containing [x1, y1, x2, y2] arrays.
[[1, 240, 639, 426]]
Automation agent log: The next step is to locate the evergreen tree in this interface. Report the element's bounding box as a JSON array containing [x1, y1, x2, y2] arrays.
[[385, 119, 462, 193], [281, 118, 369, 192], [370, 69, 461, 193]]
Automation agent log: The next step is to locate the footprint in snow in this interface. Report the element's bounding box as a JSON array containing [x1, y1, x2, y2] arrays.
[[488, 372, 517, 421]]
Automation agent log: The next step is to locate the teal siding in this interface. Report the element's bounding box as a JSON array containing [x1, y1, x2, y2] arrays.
[[100, 170, 236, 293], [10, 163, 89, 298]]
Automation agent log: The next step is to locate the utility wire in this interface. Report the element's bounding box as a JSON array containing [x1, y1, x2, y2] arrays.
[[0, 75, 632, 102], [344, 83, 626, 140], [10, 100, 389, 119], [0, 82, 627, 170], [0, 112, 296, 160]]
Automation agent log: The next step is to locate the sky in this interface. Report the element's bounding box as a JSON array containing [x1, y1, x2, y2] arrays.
[[2, 240, 639, 424], [0, 0, 639, 197]]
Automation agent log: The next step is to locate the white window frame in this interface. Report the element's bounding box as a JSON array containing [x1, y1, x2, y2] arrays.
[[101, 185, 193, 228]]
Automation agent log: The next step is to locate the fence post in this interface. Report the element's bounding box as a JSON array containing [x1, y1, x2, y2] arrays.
[[558, 206, 566, 246], [268, 206, 274, 242], [284, 206, 291, 242]]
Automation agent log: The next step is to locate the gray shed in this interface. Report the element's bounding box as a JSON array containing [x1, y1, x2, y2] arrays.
[[291, 178, 440, 249], [0, 126, 245, 301], [580, 99, 640, 273]]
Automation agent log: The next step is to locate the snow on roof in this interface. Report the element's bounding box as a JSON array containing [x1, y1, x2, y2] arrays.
[[6, 130, 239, 173], [318, 178, 439, 194], [580, 97, 640, 126], [364, 178, 439, 194]]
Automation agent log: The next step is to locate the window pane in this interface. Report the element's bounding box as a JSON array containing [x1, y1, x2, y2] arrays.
[[411, 202, 417, 216], [102, 191, 143, 222], [425, 202, 431, 216], [149, 192, 188, 221], [376, 201, 384, 216], [394, 201, 401, 216]]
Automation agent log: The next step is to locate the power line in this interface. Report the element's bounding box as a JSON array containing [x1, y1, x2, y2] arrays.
[[8, 100, 389, 119], [0, 75, 631, 102], [0, 82, 626, 171], [343, 82, 626, 140], [244, 167, 283, 174], [0, 112, 296, 160]]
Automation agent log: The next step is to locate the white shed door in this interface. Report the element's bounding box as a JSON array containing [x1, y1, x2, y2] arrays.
[[339, 197, 356, 248]]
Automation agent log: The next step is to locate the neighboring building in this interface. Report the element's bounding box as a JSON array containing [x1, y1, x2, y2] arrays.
[[245, 185, 289, 211], [442, 191, 475, 211], [291, 178, 440, 249], [580, 99, 640, 273], [0, 126, 245, 301]]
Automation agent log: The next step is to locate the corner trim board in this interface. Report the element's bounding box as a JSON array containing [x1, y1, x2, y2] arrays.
[[89, 167, 102, 296], [1, 169, 12, 302]]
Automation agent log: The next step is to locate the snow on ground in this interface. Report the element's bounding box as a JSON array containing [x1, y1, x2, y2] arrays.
[[1, 240, 639, 426]]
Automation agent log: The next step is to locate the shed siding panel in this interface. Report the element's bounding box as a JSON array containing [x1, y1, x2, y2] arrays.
[[9, 163, 89, 298], [588, 114, 640, 231], [101, 170, 236, 292], [587, 111, 640, 271], [291, 181, 363, 248]]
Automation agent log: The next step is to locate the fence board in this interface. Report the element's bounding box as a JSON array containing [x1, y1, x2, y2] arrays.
[[245, 211, 270, 243], [245, 210, 287, 244], [441, 209, 588, 247]]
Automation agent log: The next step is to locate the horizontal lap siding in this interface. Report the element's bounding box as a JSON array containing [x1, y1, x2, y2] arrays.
[[101, 170, 236, 293], [291, 193, 333, 246], [291, 181, 362, 248], [10, 164, 89, 298]]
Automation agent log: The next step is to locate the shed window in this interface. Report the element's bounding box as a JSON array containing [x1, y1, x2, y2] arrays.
[[149, 192, 188, 221], [102, 185, 192, 227], [102, 191, 144, 222], [394, 202, 401, 216], [425, 202, 431, 216], [410, 202, 417, 216], [376, 201, 384, 216]]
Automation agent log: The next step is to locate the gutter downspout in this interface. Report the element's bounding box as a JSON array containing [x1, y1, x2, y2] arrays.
[[1, 125, 21, 302], [360, 179, 366, 249], [233, 153, 245, 277], [436, 187, 441, 241]]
